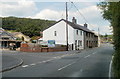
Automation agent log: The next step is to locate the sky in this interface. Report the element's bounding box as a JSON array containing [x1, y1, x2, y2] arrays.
[[0, 0, 113, 35]]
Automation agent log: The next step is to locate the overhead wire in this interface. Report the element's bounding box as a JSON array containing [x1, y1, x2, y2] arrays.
[[60, 2, 73, 19], [69, 0, 96, 29]]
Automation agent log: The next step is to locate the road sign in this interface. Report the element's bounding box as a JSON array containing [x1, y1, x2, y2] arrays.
[[48, 40, 55, 47]]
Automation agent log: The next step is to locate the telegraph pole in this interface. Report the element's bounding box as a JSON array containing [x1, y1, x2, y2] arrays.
[[98, 27, 100, 47], [66, 2, 68, 51]]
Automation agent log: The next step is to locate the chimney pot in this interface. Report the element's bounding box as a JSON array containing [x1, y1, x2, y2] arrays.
[[72, 17, 77, 24], [84, 23, 87, 28]]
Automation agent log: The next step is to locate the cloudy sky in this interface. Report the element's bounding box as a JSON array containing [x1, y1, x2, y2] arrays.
[[0, 0, 113, 35]]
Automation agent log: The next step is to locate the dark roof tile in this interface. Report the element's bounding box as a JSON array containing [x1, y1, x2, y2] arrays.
[[62, 19, 94, 33]]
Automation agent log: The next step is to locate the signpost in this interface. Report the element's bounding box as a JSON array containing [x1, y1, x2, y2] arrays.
[[48, 40, 55, 47]]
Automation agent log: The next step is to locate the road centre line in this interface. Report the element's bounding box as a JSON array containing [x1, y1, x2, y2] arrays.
[[30, 63, 36, 66], [42, 61, 47, 63], [92, 52, 97, 54], [45, 59, 54, 62], [58, 62, 76, 71], [22, 65, 29, 68], [21, 54, 76, 68], [84, 55, 91, 58]]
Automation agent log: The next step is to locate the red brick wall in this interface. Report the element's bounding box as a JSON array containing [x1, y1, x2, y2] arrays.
[[21, 43, 29, 47], [20, 47, 67, 52], [20, 43, 67, 52]]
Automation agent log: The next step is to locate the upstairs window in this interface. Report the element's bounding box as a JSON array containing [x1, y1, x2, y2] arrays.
[[86, 32, 88, 37], [54, 31, 57, 36], [80, 30, 82, 36], [76, 30, 78, 35]]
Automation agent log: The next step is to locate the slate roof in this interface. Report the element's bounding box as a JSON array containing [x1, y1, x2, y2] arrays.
[[62, 19, 94, 33], [0, 29, 16, 39], [46, 19, 95, 34]]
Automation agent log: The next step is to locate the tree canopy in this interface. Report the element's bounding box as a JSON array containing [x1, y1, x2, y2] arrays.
[[2, 16, 56, 37], [98, 2, 120, 77]]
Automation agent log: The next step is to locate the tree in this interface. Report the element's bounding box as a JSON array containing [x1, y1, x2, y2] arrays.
[[98, 2, 120, 77], [21, 36, 24, 41], [2, 17, 56, 37]]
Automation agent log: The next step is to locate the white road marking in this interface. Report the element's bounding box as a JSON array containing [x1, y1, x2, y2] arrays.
[[30, 63, 36, 66], [84, 55, 90, 58], [57, 57, 62, 59], [58, 62, 76, 71], [53, 57, 57, 58], [37, 59, 54, 64], [37, 62, 42, 64], [92, 52, 97, 54], [22, 65, 29, 68], [46, 59, 53, 62], [24, 59, 54, 67], [21, 53, 76, 68], [42, 61, 47, 63], [109, 56, 114, 78]]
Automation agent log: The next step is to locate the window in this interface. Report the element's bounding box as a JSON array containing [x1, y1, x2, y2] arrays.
[[75, 40, 77, 46], [86, 32, 88, 37], [75, 40, 77, 50], [78, 40, 80, 47], [78, 40, 82, 47], [89, 33, 91, 38], [54, 31, 57, 36], [80, 30, 82, 35], [79, 30, 82, 36], [76, 30, 78, 35], [86, 40, 88, 47], [80, 41, 82, 46], [2, 37, 9, 40]]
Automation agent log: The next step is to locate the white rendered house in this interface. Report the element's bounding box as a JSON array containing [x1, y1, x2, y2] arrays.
[[43, 17, 98, 50]]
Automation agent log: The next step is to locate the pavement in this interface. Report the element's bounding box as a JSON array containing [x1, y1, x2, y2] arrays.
[[1, 44, 114, 78], [1, 54, 23, 72]]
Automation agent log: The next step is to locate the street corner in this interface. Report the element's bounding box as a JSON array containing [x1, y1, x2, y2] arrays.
[[1, 55, 23, 72]]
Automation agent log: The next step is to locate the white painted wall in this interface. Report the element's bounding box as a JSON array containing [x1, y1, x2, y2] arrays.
[[43, 20, 74, 45], [68, 24, 74, 45], [74, 29, 84, 50], [43, 20, 84, 50]]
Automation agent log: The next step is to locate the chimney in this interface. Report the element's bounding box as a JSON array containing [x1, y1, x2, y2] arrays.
[[84, 23, 87, 28], [72, 17, 77, 24]]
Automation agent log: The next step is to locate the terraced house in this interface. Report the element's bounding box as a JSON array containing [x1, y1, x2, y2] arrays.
[[43, 17, 98, 50]]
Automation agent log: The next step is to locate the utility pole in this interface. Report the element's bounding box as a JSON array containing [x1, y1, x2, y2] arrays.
[[98, 27, 100, 47], [66, 2, 68, 51]]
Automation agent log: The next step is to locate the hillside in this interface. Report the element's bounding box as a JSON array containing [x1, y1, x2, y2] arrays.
[[2, 16, 56, 37]]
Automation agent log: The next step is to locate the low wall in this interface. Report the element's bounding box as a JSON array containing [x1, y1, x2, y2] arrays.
[[20, 47, 67, 52]]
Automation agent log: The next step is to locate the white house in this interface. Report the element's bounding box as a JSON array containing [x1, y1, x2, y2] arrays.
[[43, 17, 98, 50]]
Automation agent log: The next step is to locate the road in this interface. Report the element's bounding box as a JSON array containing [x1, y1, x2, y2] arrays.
[[2, 44, 114, 78]]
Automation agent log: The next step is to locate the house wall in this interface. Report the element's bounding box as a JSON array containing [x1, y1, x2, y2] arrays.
[[43, 20, 98, 50], [15, 34, 30, 42], [84, 32, 98, 48], [73, 29, 84, 50], [43, 20, 74, 46]]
